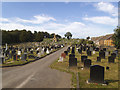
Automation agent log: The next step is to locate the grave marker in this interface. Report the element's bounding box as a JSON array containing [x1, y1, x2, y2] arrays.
[[88, 65, 105, 83], [84, 59, 91, 68]]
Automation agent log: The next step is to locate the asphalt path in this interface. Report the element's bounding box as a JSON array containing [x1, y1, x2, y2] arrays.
[[2, 46, 71, 88]]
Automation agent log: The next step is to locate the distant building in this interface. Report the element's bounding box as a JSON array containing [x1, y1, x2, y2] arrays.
[[91, 34, 114, 46]]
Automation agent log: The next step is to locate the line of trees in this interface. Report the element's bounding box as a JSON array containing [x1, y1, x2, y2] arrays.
[[2, 29, 61, 45]]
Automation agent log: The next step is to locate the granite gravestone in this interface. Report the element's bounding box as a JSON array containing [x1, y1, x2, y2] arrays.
[[87, 50, 92, 56], [0, 57, 5, 64], [108, 56, 115, 63], [81, 55, 87, 62], [111, 53, 116, 59], [13, 54, 17, 60], [103, 48, 107, 51], [90, 47, 93, 51], [88, 65, 105, 83], [97, 57, 101, 62], [84, 59, 91, 68], [28, 55, 36, 59], [99, 50, 105, 59], [21, 53, 27, 60], [71, 47, 75, 54], [36, 51, 39, 54], [30, 51, 33, 54], [83, 46, 86, 51], [64, 51, 68, 55], [113, 50, 118, 56], [105, 51, 109, 57], [95, 48, 99, 51], [69, 54, 75, 59], [9, 53, 12, 59], [67, 47, 70, 52], [69, 58, 77, 67], [78, 49, 82, 54]]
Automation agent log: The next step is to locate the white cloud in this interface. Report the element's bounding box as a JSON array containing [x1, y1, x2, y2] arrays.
[[1, 14, 56, 24], [1, 15, 115, 38], [0, 21, 114, 38], [0, 18, 10, 22], [83, 16, 117, 26], [95, 2, 118, 16], [16, 15, 56, 24]]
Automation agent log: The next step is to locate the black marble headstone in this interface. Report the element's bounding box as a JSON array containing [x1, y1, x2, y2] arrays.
[[111, 53, 116, 59], [78, 49, 82, 54], [21, 53, 27, 60], [84, 59, 91, 68], [108, 56, 115, 63], [13, 54, 17, 60], [69, 58, 77, 67], [89, 65, 104, 83], [95, 48, 99, 51], [71, 47, 75, 54], [36, 51, 39, 54], [30, 51, 33, 54], [99, 50, 105, 59], [64, 51, 68, 55], [81, 55, 87, 62], [69, 54, 75, 59], [87, 50, 92, 56], [97, 57, 101, 62], [103, 48, 107, 51]]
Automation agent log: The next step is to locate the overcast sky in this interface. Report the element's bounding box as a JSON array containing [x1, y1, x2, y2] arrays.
[[0, 2, 118, 38]]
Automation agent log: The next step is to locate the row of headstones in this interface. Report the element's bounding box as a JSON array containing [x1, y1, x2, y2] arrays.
[[1, 44, 64, 64], [69, 50, 117, 68], [2, 44, 64, 57], [68, 46, 108, 84], [77, 45, 118, 63]]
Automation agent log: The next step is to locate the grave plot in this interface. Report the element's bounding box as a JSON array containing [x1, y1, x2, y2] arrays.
[[50, 44, 119, 88]]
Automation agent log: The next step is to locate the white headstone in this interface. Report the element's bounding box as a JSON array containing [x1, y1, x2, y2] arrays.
[[18, 51, 21, 55], [93, 51, 96, 54], [37, 48, 39, 51], [6, 43, 7, 51], [61, 45, 63, 48], [46, 48, 49, 54], [105, 51, 109, 56], [42, 47, 44, 51], [58, 56, 63, 62]]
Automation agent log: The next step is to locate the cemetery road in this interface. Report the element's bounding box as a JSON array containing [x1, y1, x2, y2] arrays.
[[2, 46, 72, 88]]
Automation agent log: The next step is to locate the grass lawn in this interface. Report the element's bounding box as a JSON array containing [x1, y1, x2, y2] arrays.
[[50, 46, 119, 88]]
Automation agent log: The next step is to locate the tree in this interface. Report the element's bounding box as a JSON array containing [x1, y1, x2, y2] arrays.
[[34, 31, 44, 42], [56, 34, 61, 38], [112, 26, 120, 49], [88, 40, 94, 44], [2, 29, 62, 45], [86, 36, 90, 40], [19, 30, 28, 42], [64, 32, 72, 39]]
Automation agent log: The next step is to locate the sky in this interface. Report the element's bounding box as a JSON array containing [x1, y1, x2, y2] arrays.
[[0, 2, 118, 38]]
